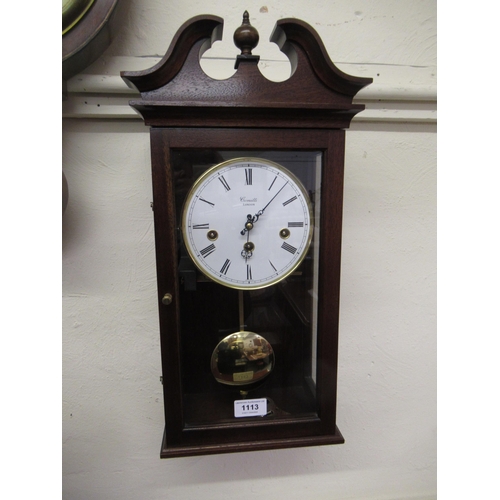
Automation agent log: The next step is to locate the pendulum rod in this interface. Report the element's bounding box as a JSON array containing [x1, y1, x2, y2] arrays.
[[238, 290, 249, 398], [238, 290, 245, 331]]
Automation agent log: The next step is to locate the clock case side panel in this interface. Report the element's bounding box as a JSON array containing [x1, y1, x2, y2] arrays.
[[149, 129, 184, 445], [315, 130, 345, 431], [149, 127, 346, 457]]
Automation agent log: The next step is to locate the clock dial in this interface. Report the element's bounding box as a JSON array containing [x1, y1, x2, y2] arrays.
[[181, 158, 313, 289]]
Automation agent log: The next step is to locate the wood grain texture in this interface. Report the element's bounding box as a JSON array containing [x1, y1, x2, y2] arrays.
[[271, 19, 372, 96], [121, 15, 223, 93]]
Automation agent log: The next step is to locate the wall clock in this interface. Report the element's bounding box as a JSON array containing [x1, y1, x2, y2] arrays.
[[121, 11, 371, 458], [62, 0, 120, 83]]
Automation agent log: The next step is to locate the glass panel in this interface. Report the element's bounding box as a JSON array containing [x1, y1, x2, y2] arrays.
[[172, 149, 322, 425]]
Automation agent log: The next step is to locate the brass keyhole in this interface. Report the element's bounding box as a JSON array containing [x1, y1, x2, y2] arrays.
[[162, 293, 173, 305], [207, 230, 218, 241], [280, 228, 290, 239]]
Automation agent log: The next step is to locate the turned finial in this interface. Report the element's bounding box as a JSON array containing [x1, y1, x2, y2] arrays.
[[233, 11, 259, 56]]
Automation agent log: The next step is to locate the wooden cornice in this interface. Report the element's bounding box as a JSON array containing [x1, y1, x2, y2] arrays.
[[120, 14, 373, 128], [121, 15, 223, 94]]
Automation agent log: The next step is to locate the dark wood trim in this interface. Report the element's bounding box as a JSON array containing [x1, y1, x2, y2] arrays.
[[315, 130, 345, 430], [149, 129, 184, 443], [121, 14, 372, 122], [121, 15, 223, 93], [161, 426, 344, 458], [271, 19, 372, 96], [129, 103, 365, 129]]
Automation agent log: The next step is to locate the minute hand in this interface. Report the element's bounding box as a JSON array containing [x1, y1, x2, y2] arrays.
[[255, 181, 288, 218]]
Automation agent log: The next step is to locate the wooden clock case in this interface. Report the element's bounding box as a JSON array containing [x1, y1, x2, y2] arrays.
[[121, 13, 371, 458]]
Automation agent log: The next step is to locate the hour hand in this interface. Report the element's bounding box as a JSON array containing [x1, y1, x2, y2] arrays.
[[240, 214, 256, 235]]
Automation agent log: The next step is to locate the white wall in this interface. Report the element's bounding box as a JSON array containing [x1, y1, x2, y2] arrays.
[[62, 1, 436, 499]]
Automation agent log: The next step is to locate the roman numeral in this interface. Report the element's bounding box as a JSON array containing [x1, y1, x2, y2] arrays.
[[199, 198, 214, 206], [288, 222, 304, 227], [220, 259, 231, 275], [247, 265, 252, 280], [245, 168, 252, 185], [192, 223, 209, 229], [200, 243, 216, 258], [218, 175, 231, 191], [281, 242, 297, 254], [282, 196, 297, 207], [268, 176, 277, 191]]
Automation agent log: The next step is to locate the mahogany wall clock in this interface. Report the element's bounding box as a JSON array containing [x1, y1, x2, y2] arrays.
[[121, 11, 371, 458]]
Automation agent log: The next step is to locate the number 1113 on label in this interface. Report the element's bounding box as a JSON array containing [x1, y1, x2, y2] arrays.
[[234, 398, 267, 418]]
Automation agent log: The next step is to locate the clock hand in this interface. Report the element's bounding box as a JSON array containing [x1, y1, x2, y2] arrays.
[[241, 218, 255, 260], [257, 181, 288, 216], [241, 214, 255, 235], [240, 181, 288, 235], [245, 223, 251, 263]]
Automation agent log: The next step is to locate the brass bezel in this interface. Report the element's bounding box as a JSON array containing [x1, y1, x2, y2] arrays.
[[181, 157, 315, 290], [62, 0, 95, 35]]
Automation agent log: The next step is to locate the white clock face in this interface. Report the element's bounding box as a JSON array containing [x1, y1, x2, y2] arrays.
[[181, 158, 313, 289]]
